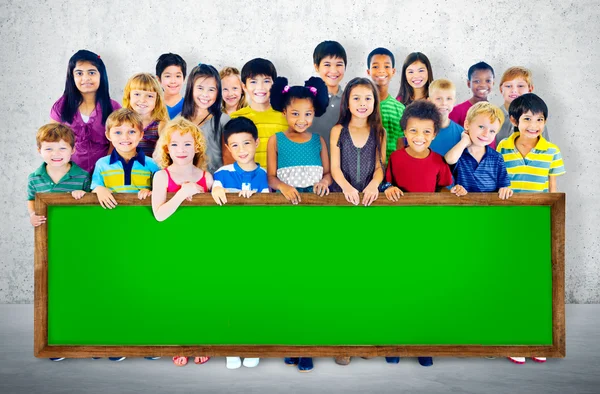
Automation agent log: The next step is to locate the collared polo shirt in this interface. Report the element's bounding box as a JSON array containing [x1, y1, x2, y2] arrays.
[[27, 162, 90, 200], [91, 149, 160, 193], [496, 132, 565, 192], [309, 85, 344, 153], [452, 146, 510, 192]]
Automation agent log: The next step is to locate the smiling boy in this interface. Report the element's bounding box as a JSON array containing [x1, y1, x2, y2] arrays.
[[91, 108, 160, 209], [156, 53, 187, 119], [449, 62, 495, 127], [367, 47, 405, 161]]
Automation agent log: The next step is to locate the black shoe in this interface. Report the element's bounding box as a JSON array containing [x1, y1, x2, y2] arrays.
[[284, 357, 299, 365], [418, 357, 433, 367], [386, 357, 400, 364], [298, 357, 313, 372]]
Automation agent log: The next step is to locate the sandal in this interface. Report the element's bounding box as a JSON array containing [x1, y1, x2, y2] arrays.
[[194, 356, 210, 364], [172, 356, 188, 366]]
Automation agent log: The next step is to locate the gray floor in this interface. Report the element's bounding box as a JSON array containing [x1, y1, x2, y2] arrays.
[[1, 305, 599, 394]]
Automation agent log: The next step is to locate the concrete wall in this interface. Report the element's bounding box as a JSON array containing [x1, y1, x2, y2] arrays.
[[1, 0, 599, 303]]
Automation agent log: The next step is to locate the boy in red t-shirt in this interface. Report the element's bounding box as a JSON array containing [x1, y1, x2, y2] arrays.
[[384, 100, 453, 201]]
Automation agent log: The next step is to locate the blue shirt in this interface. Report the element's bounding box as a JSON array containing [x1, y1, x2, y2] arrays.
[[452, 146, 511, 192], [91, 148, 160, 192], [212, 162, 269, 193], [430, 120, 463, 157], [167, 97, 184, 119]]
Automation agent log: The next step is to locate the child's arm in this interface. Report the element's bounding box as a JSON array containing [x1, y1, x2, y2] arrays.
[[267, 134, 301, 204], [361, 134, 387, 206], [330, 125, 359, 205], [314, 136, 332, 197], [450, 184, 468, 196], [28, 200, 45, 227], [548, 175, 557, 192], [151, 170, 202, 221], [444, 131, 471, 165], [90, 164, 117, 209]]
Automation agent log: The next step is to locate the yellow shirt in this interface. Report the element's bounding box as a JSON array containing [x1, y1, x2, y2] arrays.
[[230, 106, 288, 168]]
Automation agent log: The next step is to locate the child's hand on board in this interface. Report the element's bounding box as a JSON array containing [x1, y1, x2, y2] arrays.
[[498, 187, 513, 200], [95, 186, 117, 209], [313, 180, 330, 197], [30, 212, 46, 227], [384, 186, 403, 202], [280, 184, 301, 205], [450, 184, 468, 197], [179, 182, 204, 201], [212, 186, 227, 205], [361, 184, 379, 206], [137, 189, 152, 200], [342, 186, 360, 206], [71, 190, 86, 200], [238, 189, 256, 199]]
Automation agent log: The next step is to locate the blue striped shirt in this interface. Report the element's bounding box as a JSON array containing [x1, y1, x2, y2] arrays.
[[452, 146, 511, 192], [212, 162, 269, 193]]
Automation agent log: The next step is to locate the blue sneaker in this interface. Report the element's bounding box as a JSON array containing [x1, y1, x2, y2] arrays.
[[109, 357, 126, 362], [284, 357, 299, 365], [418, 357, 433, 367], [144, 357, 161, 360], [49, 357, 65, 362], [385, 357, 400, 364], [298, 357, 313, 372], [91, 357, 101, 360]]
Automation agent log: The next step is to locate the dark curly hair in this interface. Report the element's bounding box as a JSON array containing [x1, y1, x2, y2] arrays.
[[400, 100, 442, 135], [270, 76, 329, 117]]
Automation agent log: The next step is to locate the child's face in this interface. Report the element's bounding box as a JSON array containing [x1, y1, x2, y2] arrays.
[[106, 123, 143, 155], [314, 56, 346, 90], [405, 61, 428, 90], [464, 114, 500, 147], [221, 74, 243, 109], [500, 77, 532, 104], [159, 65, 184, 97], [226, 132, 259, 166], [367, 55, 395, 88], [193, 76, 218, 110], [168, 131, 197, 166], [73, 61, 100, 94], [283, 98, 315, 133], [243, 74, 273, 105], [129, 90, 157, 118], [469, 69, 494, 100], [511, 110, 546, 140], [39, 139, 74, 168], [429, 88, 456, 119], [404, 118, 435, 153], [348, 85, 375, 119]]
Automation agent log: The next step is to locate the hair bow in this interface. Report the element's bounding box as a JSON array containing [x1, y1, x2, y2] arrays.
[[309, 87, 317, 96], [282, 85, 290, 93]]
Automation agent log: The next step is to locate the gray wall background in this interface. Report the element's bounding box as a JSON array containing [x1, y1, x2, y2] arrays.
[[1, 0, 598, 303]]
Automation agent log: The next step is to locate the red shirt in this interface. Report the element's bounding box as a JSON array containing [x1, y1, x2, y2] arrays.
[[386, 149, 453, 192], [448, 100, 473, 127]]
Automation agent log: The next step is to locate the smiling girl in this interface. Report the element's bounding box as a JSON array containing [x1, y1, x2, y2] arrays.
[[219, 67, 247, 115], [396, 52, 434, 106], [181, 64, 229, 174]]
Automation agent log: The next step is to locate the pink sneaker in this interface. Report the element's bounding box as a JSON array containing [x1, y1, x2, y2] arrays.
[[532, 357, 547, 363], [508, 356, 526, 364]]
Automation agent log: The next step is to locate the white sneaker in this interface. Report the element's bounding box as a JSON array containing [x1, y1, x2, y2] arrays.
[[532, 357, 547, 363], [226, 357, 242, 369], [243, 358, 260, 368], [508, 356, 526, 364]]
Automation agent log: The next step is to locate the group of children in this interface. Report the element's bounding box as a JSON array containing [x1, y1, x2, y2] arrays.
[[28, 41, 565, 369]]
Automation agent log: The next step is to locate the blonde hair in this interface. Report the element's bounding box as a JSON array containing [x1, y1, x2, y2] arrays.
[[36, 123, 75, 148], [123, 73, 169, 123], [465, 101, 505, 126], [428, 78, 456, 95], [219, 67, 247, 113], [105, 108, 143, 134], [154, 116, 207, 169], [500, 66, 533, 87]]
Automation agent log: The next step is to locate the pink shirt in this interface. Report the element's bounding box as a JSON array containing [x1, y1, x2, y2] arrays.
[[165, 168, 207, 193], [448, 100, 473, 127]]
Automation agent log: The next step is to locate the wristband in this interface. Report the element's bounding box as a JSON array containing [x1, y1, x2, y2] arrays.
[[378, 182, 393, 192]]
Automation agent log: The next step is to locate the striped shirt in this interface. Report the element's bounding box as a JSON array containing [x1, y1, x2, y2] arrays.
[[91, 149, 160, 193], [496, 132, 565, 192], [213, 162, 269, 193], [380, 95, 405, 162], [452, 146, 510, 192], [27, 162, 90, 200]]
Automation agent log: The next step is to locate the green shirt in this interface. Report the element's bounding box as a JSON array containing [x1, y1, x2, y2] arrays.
[[27, 162, 90, 200], [380, 95, 405, 162]]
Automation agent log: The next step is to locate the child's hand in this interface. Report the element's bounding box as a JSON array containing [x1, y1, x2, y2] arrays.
[[30, 212, 46, 227], [460, 131, 472, 147], [138, 189, 152, 200], [313, 180, 330, 197], [238, 189, 256, 199], [385, 186, 403, 202], [179, 182, 204, 200], [71, 190, 86, 200], [450, 184, 468, 196], [342, 186, 360, 206], [280, 184, 301, 205], [361, 184, 379, 206], [498, 187, 513, 200], [95, 187, 117, 209], [211, 186, 227, 205]]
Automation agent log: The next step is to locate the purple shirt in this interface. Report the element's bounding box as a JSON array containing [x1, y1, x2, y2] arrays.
[[50, 96, 121, 173]]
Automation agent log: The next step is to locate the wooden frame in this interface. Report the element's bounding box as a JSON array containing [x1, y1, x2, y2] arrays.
[[34, 192, 565, 358]]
